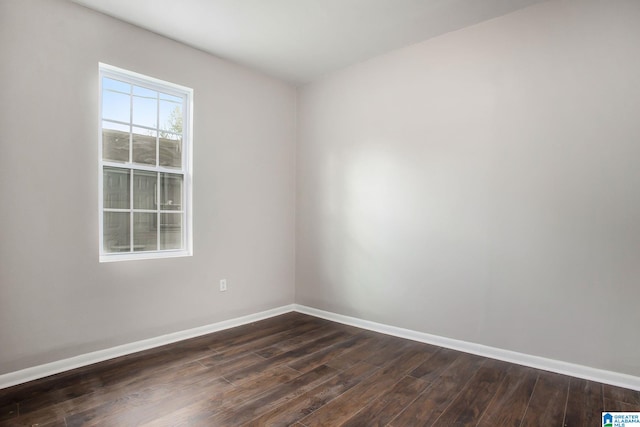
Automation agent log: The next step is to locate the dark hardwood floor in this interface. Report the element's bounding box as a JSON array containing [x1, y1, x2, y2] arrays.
[[0, 312, 638, 426]]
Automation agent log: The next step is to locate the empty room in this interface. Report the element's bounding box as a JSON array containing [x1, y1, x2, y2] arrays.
[[1, 0, 639, 425]]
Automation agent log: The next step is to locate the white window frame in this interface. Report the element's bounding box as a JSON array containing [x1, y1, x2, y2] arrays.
[[98, 63, 193, 262]]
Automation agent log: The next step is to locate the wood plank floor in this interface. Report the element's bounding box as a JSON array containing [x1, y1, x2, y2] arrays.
[[0, 312, 638, 426]]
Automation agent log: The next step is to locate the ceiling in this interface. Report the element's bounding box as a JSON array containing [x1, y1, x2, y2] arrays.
[[72, 0, 547, 84]]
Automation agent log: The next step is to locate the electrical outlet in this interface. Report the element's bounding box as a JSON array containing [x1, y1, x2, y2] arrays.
[[219, 279, 227, 292]]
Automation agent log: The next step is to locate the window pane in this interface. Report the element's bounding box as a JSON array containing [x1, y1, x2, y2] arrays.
[[159, 100, 182, 133], [133, 170, 156, 210], [160, 173, 183, 211], [103, 167, 130, 209], [134, 212, 157, 251], [134, 85, 157, 97], [132, 86, 158, 128], [103, 212, 130, 253], [160, 92, 182, 103], [160, 213, 182, 250], [102, 80, 130, 123], [159, 134, 182, 168], [132, 127, 156, 165], [102, 121, 130, 162], [103, 77, 130, 93]]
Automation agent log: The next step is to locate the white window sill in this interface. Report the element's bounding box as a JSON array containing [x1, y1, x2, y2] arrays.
[[99, 250, 192, 263]]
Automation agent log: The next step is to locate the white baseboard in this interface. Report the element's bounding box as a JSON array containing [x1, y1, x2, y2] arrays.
[[0, 304, 295, 390], [294, 304, 640, 392], [2, 303, 638, 392]]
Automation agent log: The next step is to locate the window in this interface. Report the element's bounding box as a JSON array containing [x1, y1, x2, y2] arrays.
[[99, 64, 192, 262]]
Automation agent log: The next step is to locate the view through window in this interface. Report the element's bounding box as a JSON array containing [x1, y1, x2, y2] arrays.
[[99, 64, 192, 262]]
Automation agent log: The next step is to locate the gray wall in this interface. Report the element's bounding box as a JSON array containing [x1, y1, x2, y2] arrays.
[[0, 0, 296, 374], [297, 0, 640, 376]]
